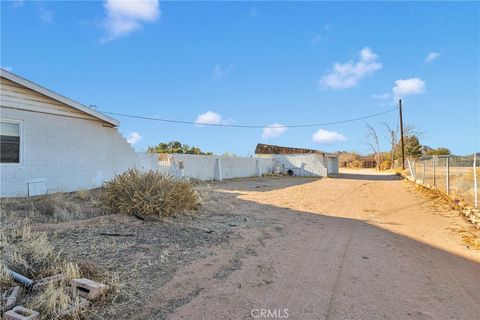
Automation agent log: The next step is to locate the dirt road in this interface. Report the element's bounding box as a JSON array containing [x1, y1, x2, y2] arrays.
[[147, 169, 480, 320]]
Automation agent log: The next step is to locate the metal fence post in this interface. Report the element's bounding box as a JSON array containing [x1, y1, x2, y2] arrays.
[[474, 153, 478, 208], [433, 156, 436, 188], [423, 161, 426, 183], [446, 157, 450, 195]]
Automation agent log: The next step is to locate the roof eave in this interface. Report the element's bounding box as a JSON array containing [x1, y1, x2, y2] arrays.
[[0, 68, 119, 127]]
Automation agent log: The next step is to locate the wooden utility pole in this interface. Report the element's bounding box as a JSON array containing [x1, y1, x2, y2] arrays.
[[399, 99, 405, 170]]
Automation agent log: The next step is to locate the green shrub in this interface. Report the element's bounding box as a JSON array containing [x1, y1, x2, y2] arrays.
[[102, 169, 199, 218]]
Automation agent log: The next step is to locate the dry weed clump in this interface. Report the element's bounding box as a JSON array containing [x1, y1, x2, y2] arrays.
[[31, 194, 81, 222], [102, 169, 199, 218], [1, 189, 107, 224], [0, 221, 56, 282], [0, 218, 111, 319], [29, 282, 84, 319]]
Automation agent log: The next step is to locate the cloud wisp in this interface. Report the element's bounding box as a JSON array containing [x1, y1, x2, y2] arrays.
[[371, 93, 391, 100], [39, 7, 54, 24], [312, 129, 346, 144], [425, 52, 440, 63], [127, 131, 142, 145], [262, 124, 287, 140], [212, 64, 234, 79], [102, 0, 160, 43], [320, 47, 382, 89]]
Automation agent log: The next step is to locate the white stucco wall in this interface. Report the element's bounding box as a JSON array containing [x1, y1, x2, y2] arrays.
[[156, 154, 274, 181], [256, 154, 328, 177], [0, 107, 158, 197]]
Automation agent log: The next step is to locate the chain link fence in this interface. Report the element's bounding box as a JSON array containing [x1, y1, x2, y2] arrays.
[[407, 154, 479, 208]]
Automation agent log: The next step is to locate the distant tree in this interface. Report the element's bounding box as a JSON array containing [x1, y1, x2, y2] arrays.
[[424, 147, 451, 156], [222, 152, 238, 157], [396, 135, 422, 159], [148, 141, 212, 155]]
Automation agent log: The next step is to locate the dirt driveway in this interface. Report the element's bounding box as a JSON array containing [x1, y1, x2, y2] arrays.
[[145, 169, 480, 320]]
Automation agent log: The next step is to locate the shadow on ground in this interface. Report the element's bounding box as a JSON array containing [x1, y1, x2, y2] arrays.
[[335, 172, 401, 181], [19, 176, 479, 320]]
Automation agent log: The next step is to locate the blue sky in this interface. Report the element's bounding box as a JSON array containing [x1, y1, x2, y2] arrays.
[[1, 1, 479, 155]]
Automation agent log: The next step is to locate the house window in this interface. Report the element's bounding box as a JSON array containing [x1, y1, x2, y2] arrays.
[[0, 120, 21, 163]]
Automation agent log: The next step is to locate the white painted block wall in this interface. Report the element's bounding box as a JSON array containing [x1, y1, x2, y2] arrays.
[[256, 154, 328, 177], [156, 154, 274, 181], [0, 108, 158, 197]]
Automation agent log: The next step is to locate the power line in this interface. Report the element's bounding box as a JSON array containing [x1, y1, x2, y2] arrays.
[[100, 106, 398, 129]]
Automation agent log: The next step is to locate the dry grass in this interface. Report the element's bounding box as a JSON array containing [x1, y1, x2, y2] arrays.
[[102, 169, 199, 219], [0, 189, 106, 224], [29, 281, 84, 319], [0, 217, 112, 319], [404, 179, 461, 210], [461, 233, 480, 250], [0, 220, 56, 282]]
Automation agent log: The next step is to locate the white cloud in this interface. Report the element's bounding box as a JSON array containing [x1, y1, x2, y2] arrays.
[[425, 52, 440, 63], [195, 111, 223, 125], [392, 78, 426, 99], [127, 131, 142, 145], [371, 92, 391, 100], [212, 64, 234, 79], [262, 123, 287, 140], [312, 129, 346, 144], [320, 47, 382, 89], [102, 0, 160, 43]]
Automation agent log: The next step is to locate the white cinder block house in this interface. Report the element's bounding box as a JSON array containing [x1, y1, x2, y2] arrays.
[[255, 143, 339, 177], [0, 69, 157, 197]]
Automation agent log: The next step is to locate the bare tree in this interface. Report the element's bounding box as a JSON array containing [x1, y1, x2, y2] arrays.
[[383, 123, 397, 169], [366, 124, 381, 171], [382, 122, 421, 169]]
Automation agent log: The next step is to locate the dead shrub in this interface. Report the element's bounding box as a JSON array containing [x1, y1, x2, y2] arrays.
[[380, 160, 392, 170], [102, 169, 199, 218], [0, 220, 56, 282], [30, 194, 80, 222], [347, 160, 363, 168], [29, 281, 84, 320], [76, 189, 90, 201]]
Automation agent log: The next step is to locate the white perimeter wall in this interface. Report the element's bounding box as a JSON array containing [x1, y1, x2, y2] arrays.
[[157, 154, 274, 181], [257, 154, 328, 177], [0, 108, 158, 197]]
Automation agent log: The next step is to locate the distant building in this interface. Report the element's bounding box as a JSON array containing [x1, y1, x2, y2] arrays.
[[0, 69, 157, 197], [255, 143, 339, 177]]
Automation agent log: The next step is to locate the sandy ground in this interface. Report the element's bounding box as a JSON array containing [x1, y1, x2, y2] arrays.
[[8, 169, 478, 319], [148, 169, 480, 320]]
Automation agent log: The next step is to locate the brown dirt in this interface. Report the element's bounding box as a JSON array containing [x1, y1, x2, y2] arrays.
[[154, 169, 480, 320], [5, 170, 480, 320]]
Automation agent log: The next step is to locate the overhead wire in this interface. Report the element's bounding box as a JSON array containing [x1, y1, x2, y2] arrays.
[[100, 105, 398, 129]]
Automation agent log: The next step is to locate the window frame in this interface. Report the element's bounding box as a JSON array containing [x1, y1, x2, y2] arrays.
[[0, 118, 23, 166]]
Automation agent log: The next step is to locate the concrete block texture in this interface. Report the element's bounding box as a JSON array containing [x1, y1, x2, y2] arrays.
[[0, 107, 158, 197], [257, 154, 329, 177], [5, 286, 21, 310], [70, 278, 108, 300], [156, 154, 274, 181], [4, 306, 39, 320]]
